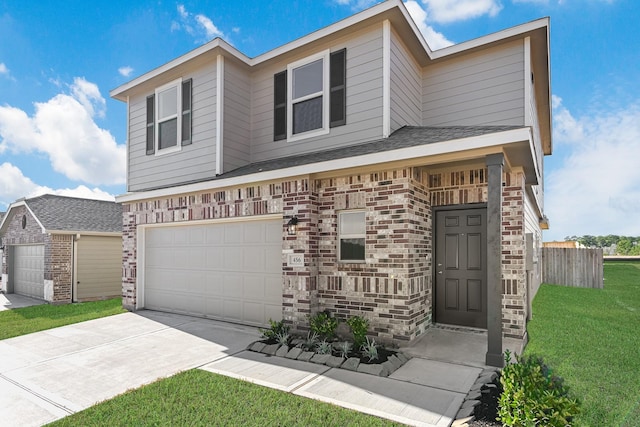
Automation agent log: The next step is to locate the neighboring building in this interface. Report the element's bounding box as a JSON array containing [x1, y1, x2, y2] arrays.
[[110, 0, 551, 366], [543, 241, 580, 249], [0, 195, 123, 303]]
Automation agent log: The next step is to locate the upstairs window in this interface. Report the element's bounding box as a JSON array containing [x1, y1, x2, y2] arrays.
[[338, 210, 366, 263], [274, 48, 346, 142], [146, 78, 192, 155]]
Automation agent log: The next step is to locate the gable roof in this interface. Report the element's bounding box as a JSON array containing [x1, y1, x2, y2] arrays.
[[0, 195, 122, 235]]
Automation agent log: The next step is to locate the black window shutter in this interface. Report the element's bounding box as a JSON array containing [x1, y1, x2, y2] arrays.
[[274, 70, 287, 141], [146, 95, 155, 155], [181, 79, 192, 146], [330, 48, 346, 128]]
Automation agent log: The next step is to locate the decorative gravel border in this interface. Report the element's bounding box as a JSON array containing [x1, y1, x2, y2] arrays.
[[247, 340, 411, 377]]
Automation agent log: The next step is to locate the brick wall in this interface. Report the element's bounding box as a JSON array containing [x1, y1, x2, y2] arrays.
[[45, 234, 73, 304], [1, 206, 73, 303], [429, 166, 528, 340], [121, 164, 529, 343]]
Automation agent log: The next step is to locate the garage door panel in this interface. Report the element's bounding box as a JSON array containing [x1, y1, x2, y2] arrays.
[[224, 224, 243, 244], [223, 248, 244, 270], [14, 245, 45, 299], [223, 275, 243, 298], [223, 299, 243, 322], [144, 218, 283, 327]]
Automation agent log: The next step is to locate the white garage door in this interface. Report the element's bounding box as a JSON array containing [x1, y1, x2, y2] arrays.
[[143, 218, 283, 327], [14, 245, 45, 299]]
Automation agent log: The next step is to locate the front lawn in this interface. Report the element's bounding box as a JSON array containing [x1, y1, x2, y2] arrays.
[[48, 369, 402, 427], [0, 298, 126, 340], [525, 261, 640, 426]]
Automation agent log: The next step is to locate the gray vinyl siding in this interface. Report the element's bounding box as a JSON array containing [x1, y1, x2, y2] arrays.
[[524, 190, 542, 302], [127, 64, 217, 192], [223, 59, 251, 172], [422, 40, 525, 126], [390, 28, 422, 132], [250, 24, 384, 163]]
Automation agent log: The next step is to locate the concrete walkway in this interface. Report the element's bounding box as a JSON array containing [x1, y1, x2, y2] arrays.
[[0, 311, 482, 427], [0, 294, 46, 311]]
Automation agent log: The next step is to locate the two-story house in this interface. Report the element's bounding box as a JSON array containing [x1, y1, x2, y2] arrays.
[[111, 0, 551, 366]]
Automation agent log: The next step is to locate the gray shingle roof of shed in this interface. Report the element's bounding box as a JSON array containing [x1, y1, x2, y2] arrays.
[[26, 194, 122, 233], [218, 125, 522, 179]]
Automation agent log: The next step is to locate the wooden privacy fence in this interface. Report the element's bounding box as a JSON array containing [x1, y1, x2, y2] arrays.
[[542, 248, 604, 289]]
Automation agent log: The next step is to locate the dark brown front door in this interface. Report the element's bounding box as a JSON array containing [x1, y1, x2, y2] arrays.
[[434, 208, 487, 328]]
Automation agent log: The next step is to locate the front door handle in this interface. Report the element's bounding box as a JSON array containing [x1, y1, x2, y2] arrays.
[[438, 271, 443, 275]]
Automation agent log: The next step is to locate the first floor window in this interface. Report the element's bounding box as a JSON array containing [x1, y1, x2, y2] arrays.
[[339, 210, 365, 262]]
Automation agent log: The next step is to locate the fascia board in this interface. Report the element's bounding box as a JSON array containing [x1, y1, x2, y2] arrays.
[[116, 127, 532, 204], [45, 231, 122, 237], [431, 17, 549, 60]]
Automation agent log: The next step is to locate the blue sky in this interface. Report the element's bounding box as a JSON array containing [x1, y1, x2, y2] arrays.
[[0, 0, 638, 241]]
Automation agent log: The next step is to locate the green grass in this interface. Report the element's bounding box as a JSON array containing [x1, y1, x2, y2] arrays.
[[525, 261, 640, 426], [0, 298, 126, 340], [48, 369, 402, 427]]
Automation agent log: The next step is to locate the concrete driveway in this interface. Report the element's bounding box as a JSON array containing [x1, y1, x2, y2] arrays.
[[0, 311, 261, 427], [0, 311, 481, 427]]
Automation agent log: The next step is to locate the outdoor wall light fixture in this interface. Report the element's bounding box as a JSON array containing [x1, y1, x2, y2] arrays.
[[287, 216, 299, 235]]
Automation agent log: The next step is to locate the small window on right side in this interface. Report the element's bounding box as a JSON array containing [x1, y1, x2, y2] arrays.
[[338, 210, 366, 262]]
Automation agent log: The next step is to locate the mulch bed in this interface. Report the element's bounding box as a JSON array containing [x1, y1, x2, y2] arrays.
[[468, 377, 502, 427]]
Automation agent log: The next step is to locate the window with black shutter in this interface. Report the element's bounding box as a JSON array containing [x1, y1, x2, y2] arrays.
[[146, 95, 155, 154], [273, 48, 346, 141], [146, 78, 192, 155], [181, 79, 192, 146], [274, 71, 287, 141], [330, 48, 346, 128]]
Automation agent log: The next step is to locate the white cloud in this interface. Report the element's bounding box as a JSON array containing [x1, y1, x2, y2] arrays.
[[0, 162, 115, 209], [195, 14, 223, 39], [405, 1, 454, 49], [544, 97, 640, 239], [0, 62, 8, 75], [420, 0, 503, 23], [0, 78, 125, 186], [174, 4, 226, 43], [118, 66, 133, 77]]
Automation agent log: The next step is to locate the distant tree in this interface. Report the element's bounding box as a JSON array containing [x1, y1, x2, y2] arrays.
[[617, 239, 633, 255]]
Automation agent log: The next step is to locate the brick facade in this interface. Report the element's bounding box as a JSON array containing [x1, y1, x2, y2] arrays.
[[121, 164, 530, 343], [0, 207, 73, 303]]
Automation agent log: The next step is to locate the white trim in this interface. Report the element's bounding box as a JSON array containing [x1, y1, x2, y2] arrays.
[[524, 37, 532, 127], [116, 127, 532, 203], [135, 213, 282, 310], [125, 95, 130, 190], [0, 201, 47, 234], [72, 236, 78, 303], [216, 55, 224, 175], [338, 209, 366, 263], [382, 19, 391, 138], [286, 50, 331, 142], [154, 78, 183, 155]]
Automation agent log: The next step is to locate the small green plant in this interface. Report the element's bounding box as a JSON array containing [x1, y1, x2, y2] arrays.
[[309, 311, 338, 340], [346, 315, 369, 349], [275, 331, 290, 346], [336, 341, 353, 359], [259, 319, 289, 341], [361, 336, 379, 362], [315, 339, 332, 355], [298, 331, 320, 351], [498, 350, 580, 427]]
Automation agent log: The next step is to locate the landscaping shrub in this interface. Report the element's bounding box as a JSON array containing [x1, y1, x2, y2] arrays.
[[259, 319, 289, 341], [309, 311, 338, 340], [498, 350, 580, 427], [346, 315, 369, 349]]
